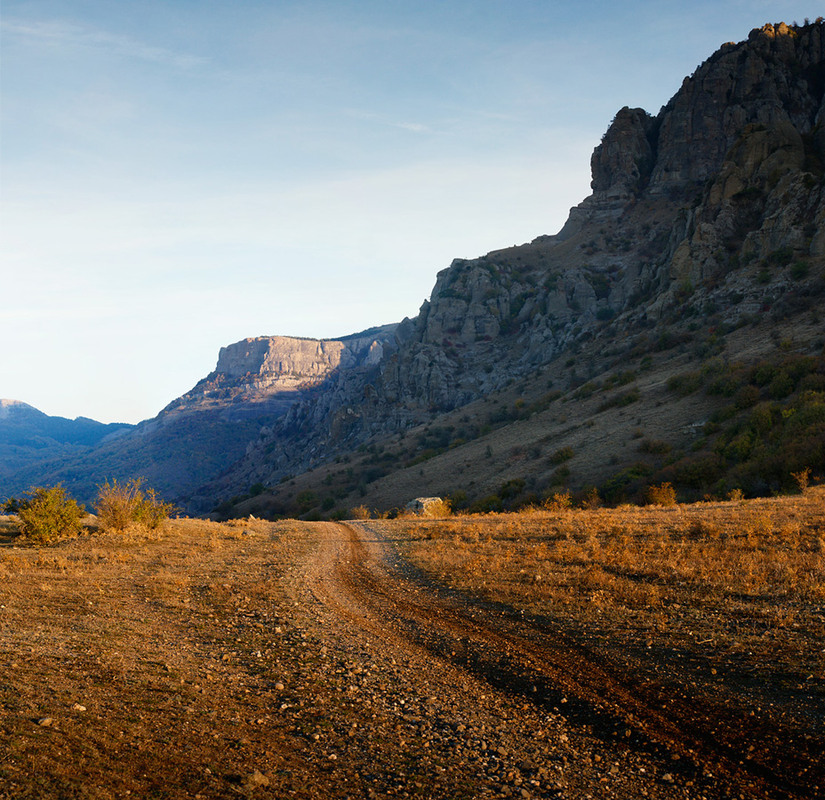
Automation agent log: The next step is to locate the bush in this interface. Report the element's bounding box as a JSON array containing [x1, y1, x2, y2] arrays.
[[646, 482, 677, 506], [95, 478, 174, 533], [544, 490, 572, 512], [549, 446, 574, 464], [134, 486, 176, 530], [349, 504, 371, 520], [12, 485, 85, 544]]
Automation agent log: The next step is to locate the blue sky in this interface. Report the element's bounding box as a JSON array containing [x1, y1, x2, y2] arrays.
[[2, 0, 821, 423]]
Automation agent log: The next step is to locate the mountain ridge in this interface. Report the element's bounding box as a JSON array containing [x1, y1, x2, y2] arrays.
[[202, 20, 825, 515]]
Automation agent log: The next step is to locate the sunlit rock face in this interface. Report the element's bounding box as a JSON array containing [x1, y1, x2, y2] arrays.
[[162, 326, 398, 419]]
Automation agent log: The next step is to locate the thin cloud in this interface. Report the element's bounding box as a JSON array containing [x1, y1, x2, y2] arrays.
[[344, 109, 437, 135], [2, 19, 207, 69], [390, 121, 431, 133]]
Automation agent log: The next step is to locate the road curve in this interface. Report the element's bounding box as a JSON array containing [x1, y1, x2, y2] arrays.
[[305, 520, 818, 800]]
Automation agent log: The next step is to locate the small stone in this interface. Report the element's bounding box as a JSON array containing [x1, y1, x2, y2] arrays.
[[246, 770, 269, 787], [37, 717, 53, 727], [274, 682, 285, 691], [71, 703, 87, 712], [663, 773, 674, 783]]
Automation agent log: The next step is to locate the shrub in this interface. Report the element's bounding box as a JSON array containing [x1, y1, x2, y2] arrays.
[[469, 494, 503, 514], [734, 385, 760, 410], [544, 490, 572, 512], [667, 371, 703, 396], [12, 485, 85, 544], [134, 486, 175, 530], [95, 478, 174, 533], [598, 387, 640, 411], [791, 467, 811, 493], [646, 482, 677, 506], [579, 487, 602, 509], [350, 505, 371, 520], [549, 446, 574, 464]]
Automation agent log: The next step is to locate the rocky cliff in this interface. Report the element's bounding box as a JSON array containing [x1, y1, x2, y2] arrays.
[[161, 326, 397, 420], [208, 21, 824, 504], [0, 327, 397, 507]]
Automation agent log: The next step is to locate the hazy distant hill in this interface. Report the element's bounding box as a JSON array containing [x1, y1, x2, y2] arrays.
[[0, 400, 133, 489]]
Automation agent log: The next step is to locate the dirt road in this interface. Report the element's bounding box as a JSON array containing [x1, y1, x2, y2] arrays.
[[0, 517, 819, 799]]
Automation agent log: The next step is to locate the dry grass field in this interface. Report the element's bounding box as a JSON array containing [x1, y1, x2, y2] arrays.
[[0, 490, 822, 799]]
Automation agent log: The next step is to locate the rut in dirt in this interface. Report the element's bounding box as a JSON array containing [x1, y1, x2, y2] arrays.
[[320, 521, 818, 800]]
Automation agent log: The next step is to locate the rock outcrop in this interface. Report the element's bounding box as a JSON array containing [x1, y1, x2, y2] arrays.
[[162, 326, 397, 421]]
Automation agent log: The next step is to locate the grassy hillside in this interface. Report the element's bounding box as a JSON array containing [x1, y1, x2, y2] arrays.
[[223, 309, 824, 520]]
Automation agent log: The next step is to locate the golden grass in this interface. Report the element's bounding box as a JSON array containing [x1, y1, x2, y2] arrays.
[[384, 488, 825, 632]]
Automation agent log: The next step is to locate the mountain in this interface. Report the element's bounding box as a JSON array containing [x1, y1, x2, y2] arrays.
[[4, 21, 824, 515], [0, 400, 133, 488], [204, 20, 825, 516], [0, 327, 397, 508]]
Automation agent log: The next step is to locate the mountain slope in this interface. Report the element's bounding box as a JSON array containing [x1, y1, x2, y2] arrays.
[[0, 328, 397, 507], [209, 20, 825, 516]]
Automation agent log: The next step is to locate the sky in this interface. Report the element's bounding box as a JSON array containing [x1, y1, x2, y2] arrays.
[[2, 0, 821, 424]]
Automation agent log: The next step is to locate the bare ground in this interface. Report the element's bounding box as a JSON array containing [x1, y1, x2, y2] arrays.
[[0, 500, 822, 799]]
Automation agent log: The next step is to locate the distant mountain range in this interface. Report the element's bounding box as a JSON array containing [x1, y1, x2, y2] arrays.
[[3, 21, 824, 515], [0, 399, 132, 492]]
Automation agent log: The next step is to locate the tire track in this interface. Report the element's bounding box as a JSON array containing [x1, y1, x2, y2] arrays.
[[311, 521, 814, 800]]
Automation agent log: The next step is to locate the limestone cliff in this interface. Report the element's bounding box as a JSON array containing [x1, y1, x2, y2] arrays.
[[161, 326, 397, 421]]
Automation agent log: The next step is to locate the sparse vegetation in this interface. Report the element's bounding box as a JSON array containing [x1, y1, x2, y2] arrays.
[[4, 485, 85, 544], [646, 481, 677, 506], [95, 478, 175, 533]]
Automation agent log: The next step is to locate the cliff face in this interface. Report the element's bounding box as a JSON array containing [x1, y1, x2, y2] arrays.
[[213, 21, 825, 499], [161, 326, 397, 421], [1, 328, 397, 507]]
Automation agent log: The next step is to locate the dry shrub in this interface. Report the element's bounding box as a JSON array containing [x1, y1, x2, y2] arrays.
[[646, 482, 677, 506], [349, 504, 371, 520], [580, 487, 602, 509], [791, 467, 811, 493], [544, 490, 572, 512], [95, 478, 175, 533], [13, 486, 85, 545]]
